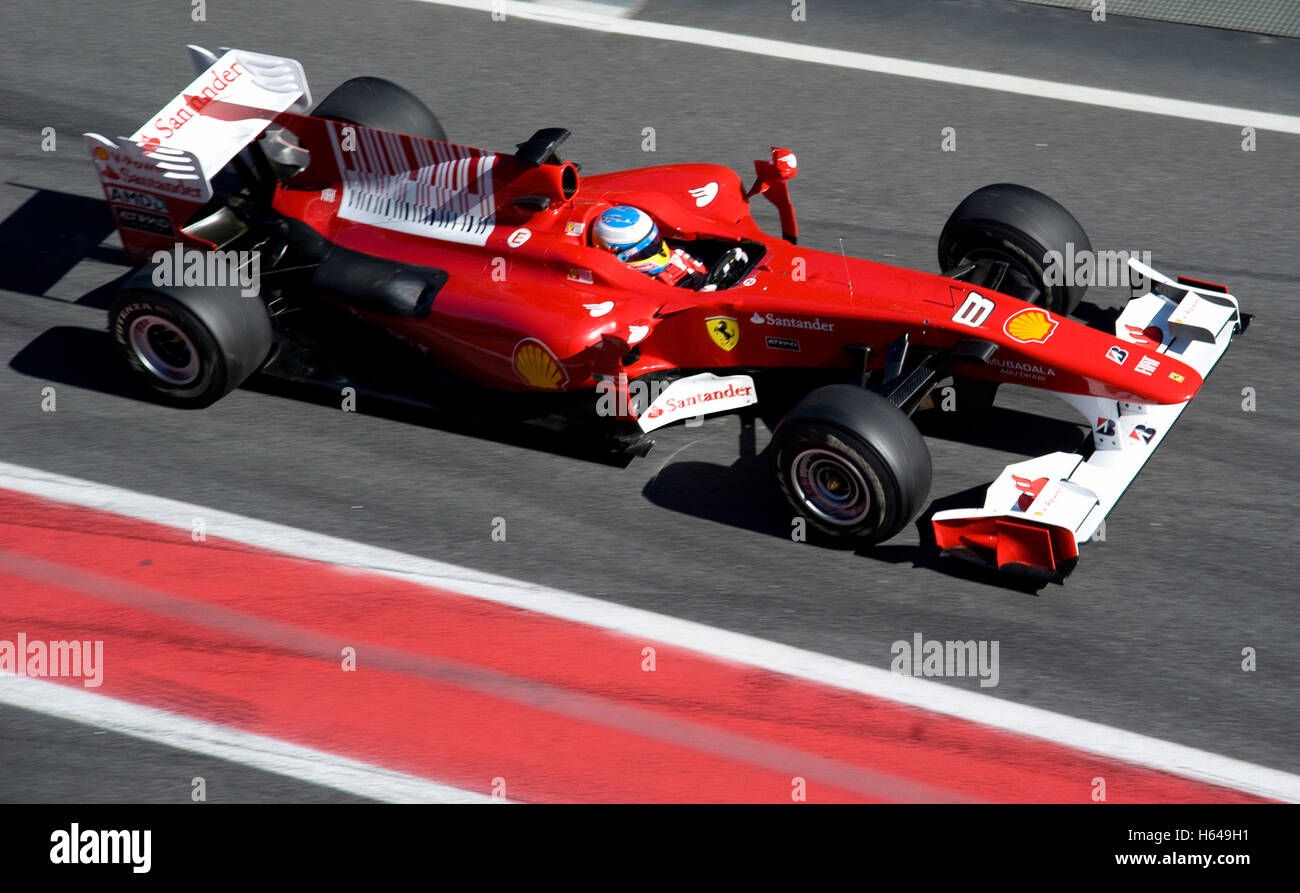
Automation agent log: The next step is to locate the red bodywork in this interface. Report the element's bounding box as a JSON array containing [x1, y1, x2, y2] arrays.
[[179, 113, 1206, 414]]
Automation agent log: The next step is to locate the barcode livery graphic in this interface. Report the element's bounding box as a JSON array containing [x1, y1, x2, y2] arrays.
[[329, 124, 499, 246]]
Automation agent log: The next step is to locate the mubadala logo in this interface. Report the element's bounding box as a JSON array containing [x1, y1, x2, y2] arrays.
[[748, 311, 834, 332], [1043, 244, 1153, 289], [151, 243, 261, 298], [991, 357, 1056, 382], [890, 632, 999, 688], [50, 824, 151, 874]]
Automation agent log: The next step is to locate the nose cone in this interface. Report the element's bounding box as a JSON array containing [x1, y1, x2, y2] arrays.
[[1108, 350, 1203, 404], [971, 300, 1207, 405]]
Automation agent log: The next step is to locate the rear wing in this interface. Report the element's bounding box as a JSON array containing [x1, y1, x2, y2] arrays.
[[932, 257, 1246, 576], [85, 45, 586, 262], [84, 46, 310, 259]]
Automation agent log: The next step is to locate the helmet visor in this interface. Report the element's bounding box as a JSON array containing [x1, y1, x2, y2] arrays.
[[621, 237, 669, 263], [625, 239, 671, 274]]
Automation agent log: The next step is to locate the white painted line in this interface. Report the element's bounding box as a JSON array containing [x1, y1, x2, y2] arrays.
[[2, 460, 1298, 802], [412, 0, 1300, 135], [531, 0, 640, 19], [0, 675, 495, 803]]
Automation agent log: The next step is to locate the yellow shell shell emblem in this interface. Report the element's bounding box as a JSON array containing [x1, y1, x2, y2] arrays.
[[1003, 308, 1058, 344], [512, 339, 567, 389], [706, 316, 739, 352]]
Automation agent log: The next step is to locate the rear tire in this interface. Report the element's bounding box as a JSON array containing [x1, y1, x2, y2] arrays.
[[772, 385, 932, 546], [312, 76, 447, 141], [938, 183, 1091, 314], [109, 278, 272, 408]]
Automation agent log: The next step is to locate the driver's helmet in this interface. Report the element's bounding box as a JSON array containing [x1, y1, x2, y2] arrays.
[[592, 206, 670, 275]]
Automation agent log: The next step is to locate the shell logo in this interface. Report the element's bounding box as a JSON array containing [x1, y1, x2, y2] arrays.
[[92, 146, 110, 161], [512, 339, 567, 390], [1003, 308, 1058, 344]]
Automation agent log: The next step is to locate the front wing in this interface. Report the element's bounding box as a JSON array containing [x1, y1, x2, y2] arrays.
[[931, 258, 1245, 576]]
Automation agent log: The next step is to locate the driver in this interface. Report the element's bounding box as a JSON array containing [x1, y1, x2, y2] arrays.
[[592, 206, 710, 288]]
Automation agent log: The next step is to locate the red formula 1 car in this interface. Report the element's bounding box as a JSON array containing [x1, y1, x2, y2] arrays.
[[86, 46, 1246, 577]]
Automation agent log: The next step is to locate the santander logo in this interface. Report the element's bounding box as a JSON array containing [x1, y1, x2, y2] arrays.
[[688, 182, 719, 207], [1011, 475, 1049, 512]]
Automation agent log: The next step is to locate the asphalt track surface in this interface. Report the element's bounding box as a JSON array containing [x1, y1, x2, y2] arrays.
[[0, 0, 1296, 801]]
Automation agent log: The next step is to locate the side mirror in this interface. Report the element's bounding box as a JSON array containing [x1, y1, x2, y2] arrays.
[[746, 146, 799, 244], [772, 147, 798, 180]]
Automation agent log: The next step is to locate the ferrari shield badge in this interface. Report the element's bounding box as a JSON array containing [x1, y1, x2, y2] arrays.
[[706, 316, 739, 351]]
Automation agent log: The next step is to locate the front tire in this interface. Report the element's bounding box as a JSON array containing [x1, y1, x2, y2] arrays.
[[938, 183, 1091, 314], [772, 385, 932, 546]]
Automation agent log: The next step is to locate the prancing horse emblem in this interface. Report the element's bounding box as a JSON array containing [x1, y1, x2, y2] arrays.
[[706, 316, 739, 351]]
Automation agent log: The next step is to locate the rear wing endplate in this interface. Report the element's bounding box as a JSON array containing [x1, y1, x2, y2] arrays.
[[84, 46, 310, 259]]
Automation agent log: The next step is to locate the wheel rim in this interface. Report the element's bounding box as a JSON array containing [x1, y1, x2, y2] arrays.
[[790, 448, 872, 526], [128, 314, 200, 385]]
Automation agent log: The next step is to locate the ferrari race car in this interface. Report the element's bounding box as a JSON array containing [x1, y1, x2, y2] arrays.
[[85, 46, 1247, 577]]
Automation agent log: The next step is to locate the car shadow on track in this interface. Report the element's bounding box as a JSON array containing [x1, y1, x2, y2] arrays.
[[644, 455, 1050, 593], [641, 410, 1086, 593], [9, 326, 139, 396], [17, 328, 1069, 593], [912, 403, 1087, 457], [0, 184, 126, 306], [643, 451, 793, 540], [9, 325, 639, 468], [242, 375, 639, 467]]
